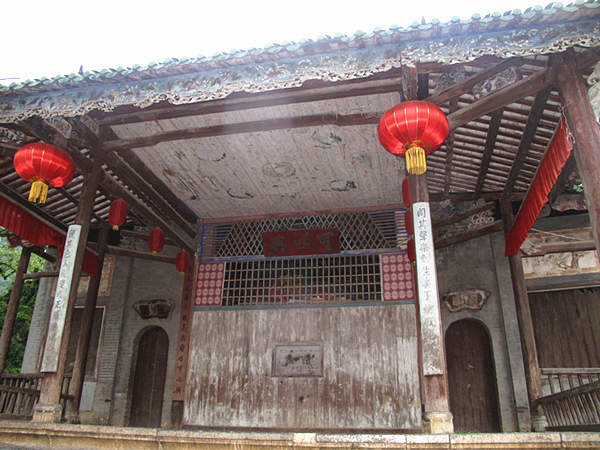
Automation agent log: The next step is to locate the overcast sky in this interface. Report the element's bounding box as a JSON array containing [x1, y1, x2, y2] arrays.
[[3, 0, 546, 84]]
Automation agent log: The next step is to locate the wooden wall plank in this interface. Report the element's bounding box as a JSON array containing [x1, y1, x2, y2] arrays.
[[184, 304, 421, 430]]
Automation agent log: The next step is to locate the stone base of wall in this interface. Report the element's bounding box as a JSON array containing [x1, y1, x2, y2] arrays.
[[0, 420, 599, 449]]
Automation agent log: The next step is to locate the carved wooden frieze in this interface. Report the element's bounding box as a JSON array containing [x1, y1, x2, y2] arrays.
[[443, 289, 489, 312]]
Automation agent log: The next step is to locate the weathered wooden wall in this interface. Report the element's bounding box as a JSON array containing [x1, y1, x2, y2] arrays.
[[530, 288, 600, 368], [184, 304, 420, 430]]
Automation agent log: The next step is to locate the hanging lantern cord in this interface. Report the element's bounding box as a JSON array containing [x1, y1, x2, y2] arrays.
[[404, 143, 427, 175]]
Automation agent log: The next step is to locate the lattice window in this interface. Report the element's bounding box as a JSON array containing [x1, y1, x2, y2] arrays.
[[220, 254, 382, 306], [202, 210, 404, 258]]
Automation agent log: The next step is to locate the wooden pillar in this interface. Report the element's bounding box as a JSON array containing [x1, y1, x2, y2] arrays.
[[555, 50, 600, 255], [500, 199, 546, 430], [32, 163, 103, 423], [0, 247, 32, 373], [409, 173, 453, 434], [64, 225, 109, 423]]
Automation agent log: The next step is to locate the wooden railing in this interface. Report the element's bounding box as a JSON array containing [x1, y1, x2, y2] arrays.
[[0, 373, 73, 420], [0, 373, 44, 420], [541, 368, 600, 395], [537, 368, 600, 430]]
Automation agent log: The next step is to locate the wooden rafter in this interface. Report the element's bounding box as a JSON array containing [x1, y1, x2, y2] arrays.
[[474, 109, 504, 197], [0, 182, 67, 233], [447, 66, 555, 131], [432, 201, 496, 229], [434, 220, 503, 250], [503, 87, 552, 196], [443, 98, 458, 196], [426, 57, 524, 106]]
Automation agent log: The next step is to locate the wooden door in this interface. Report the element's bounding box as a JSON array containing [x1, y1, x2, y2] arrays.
[[129, 327, 169, 427], [445, 319, 500, 432]]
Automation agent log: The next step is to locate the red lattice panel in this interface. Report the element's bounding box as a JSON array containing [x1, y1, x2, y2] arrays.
[[195, 262, 225, 306], [381, 253, 414, 301]]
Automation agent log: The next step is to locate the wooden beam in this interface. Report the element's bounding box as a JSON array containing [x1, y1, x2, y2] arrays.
[[548, 152, 577, 205], [55, 187, 103, 224], [67, 118, 197, 238], [429, 191, 525, 202], [500, 199, 545, 424], [557, 49, 600, 256], [503, 87, 552, 196], [105, 245, 176, 264], [119, 228, 177, 246], [401, 66, 418, 102], [474, 109, 504, 198], [30, 247, 57, 263], [98, 77, 404, 126], [426, 57, 523, 106], [104, 112, 380, 152], [434, 220, 503, 249], [521, 239, 596, 256], [432, 202, 495, 229], [23, 271, 59, 280], [19, 117, 194, 253], [111, 147, 198, 224], [417, 73, 429, 100], [443, 99, 458, 196], [446, 66, 555, 131]]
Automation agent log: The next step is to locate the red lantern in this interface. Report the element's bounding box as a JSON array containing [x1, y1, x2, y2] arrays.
[[402, 178, 411, 206], [176, 250, 190, 274], [13, 143, 75, 204], [148, 228, 164, 256], [108, 199, 127, 231], [407, 238, 416, 265], [405, 210, 413, 236], [378, 101, 449, 175]]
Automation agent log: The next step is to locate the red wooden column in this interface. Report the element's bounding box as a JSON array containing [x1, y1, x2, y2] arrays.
[[555, 50, 600, 254], [32, 164, 102, 423], [501, 199, 546, 431], [64, 224, 109, 423], [0, 247, 32, 373], [409, 173, 453, 434]]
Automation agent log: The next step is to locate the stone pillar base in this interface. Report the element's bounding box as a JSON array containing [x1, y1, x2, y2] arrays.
[[532, 414, 548, 431], [423, 411, 454, 434], [32, 404, 62, 423], [63, 409, 80, 424]]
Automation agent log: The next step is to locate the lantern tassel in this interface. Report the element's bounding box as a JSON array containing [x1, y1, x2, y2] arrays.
[[29, 180, 49, 203], [152, 250, 158, 256], [112, 225, 119, 231], [405, 146, 427, 175]]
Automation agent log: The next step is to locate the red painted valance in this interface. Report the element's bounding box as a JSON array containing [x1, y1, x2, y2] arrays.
[[0, 196, 98, 276], [505, 119, 573, 256]]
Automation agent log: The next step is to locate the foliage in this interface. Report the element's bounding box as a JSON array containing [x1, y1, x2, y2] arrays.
[[0, 232, 45, 373]]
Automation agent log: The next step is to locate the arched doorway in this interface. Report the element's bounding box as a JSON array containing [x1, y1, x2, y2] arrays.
[[129, 327, 169, 427], [445, 319, 500, 432]]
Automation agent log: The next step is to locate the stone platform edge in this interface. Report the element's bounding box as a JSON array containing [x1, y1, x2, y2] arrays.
[[0, 421, 599, 449]]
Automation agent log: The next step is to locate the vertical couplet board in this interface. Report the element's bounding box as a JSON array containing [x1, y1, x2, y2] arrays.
[[412, 202, 443, 375], [41, 224, 81, 373], [172, 259, 197, 401]]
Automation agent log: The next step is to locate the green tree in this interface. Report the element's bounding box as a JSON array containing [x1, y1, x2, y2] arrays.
[[0, 232, 45, 373]]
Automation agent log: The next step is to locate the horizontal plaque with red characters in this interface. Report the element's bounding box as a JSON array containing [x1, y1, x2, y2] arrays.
[[262, 228, 340, 257]]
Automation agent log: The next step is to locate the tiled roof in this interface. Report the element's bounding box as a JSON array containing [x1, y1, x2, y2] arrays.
[[1, 0, 599, 96]]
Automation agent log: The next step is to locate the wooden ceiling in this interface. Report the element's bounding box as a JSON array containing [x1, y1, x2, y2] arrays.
[[0, 49, 598, 251]]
